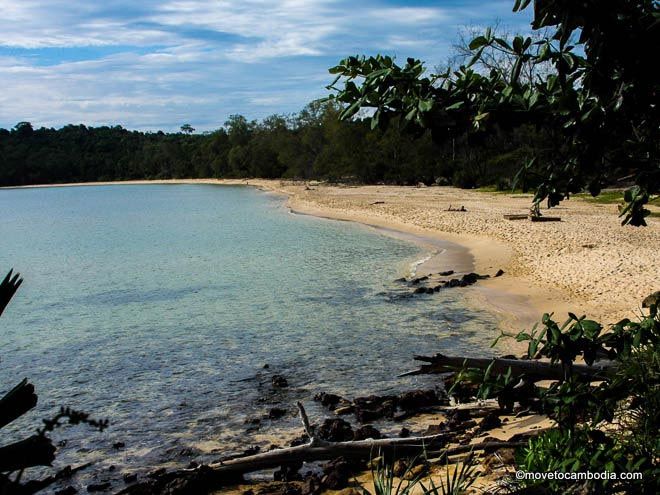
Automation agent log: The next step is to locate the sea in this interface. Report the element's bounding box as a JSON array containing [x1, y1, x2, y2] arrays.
[[0, 184, 497, 490]]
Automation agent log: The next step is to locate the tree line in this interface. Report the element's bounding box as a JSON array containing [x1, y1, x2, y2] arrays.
[[0, 102, 549, 190]]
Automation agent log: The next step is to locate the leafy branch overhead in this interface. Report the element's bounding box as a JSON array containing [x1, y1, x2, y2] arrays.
[[327, 0, 659, 226]]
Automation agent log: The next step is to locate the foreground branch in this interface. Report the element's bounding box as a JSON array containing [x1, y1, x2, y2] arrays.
[[401, 354, 616, 381]]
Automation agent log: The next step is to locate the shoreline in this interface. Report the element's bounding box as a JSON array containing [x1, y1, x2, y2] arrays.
[[3, 178, 656, 338]]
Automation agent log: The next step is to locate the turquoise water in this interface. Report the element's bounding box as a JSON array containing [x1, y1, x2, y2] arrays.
[[0, 184, 497, 486]]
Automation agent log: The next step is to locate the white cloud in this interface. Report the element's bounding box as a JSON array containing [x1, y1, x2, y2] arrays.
[[0, 0, 528, 129]]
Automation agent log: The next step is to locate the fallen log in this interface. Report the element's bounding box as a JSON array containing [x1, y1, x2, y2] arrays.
[[400, 354, 616, 381]]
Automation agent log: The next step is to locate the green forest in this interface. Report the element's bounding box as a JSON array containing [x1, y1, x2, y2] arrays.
[[1, 103, 545, 191]]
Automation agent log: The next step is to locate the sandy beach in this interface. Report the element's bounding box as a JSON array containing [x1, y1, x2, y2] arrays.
[[4, 178, 658, 336]]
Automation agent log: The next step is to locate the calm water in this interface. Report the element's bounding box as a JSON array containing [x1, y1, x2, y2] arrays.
[[0, 184, 497, 487]]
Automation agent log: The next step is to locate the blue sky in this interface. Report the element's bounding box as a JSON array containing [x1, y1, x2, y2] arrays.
[[0, 1, 532, 131]]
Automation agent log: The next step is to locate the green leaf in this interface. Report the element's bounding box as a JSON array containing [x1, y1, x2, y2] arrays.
[[469, 36, 488, 50], [446, 101, 464, 110]]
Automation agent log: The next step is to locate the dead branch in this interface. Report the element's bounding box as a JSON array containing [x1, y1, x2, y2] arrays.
[[400, 354, 616, 381]]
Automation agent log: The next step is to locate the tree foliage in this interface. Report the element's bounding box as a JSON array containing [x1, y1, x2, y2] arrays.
[[327, 0, 659, 225]]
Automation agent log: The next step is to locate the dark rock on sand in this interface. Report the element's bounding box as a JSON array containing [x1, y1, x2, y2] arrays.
[[397, 389, 439, 411], [316, 418, 354, 442], [353, 395, 397, 423], [313, 392, 343, 409], [478, 411, 503, 432], [438, 270, 455, 276], [353, 425, 381, 440], [495, 269, 505, 277], [322, 457, 352, 490]]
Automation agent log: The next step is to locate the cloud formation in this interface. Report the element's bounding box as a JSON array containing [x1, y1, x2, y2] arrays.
[[0, 0, 531, 130]]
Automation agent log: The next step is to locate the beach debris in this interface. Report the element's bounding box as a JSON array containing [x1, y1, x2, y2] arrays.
[[530, 215, 561, 222], [370, 200, 385, 205], [446, 205, 467, 212], [401, 353, 616, 382], [503, 214, 528, 220]]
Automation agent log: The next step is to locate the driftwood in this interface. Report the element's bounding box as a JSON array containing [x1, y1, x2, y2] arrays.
[[503, 214, 529, 220], [121, 402, 532, 494], [400, 354, 616, 381], [530, 216, 561, 222], [0, 379, 38, 429]]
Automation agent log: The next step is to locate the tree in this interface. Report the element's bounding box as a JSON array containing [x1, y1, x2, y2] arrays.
[[327, 0, 659, 225], [180, 123, 195, 135]]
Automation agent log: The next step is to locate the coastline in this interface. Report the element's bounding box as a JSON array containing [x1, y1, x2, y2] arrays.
[[4, 178, 657, 340]]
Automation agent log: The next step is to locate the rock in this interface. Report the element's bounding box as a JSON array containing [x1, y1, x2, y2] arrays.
[[335, 489, 362, 495], [147, 468, 167, 479], [322, 457, 351, 489], [301, 475, 322, 495], [289, 434, 310, 447], [447, 278, 461, 287], [353, 395, 397, 423], [112, 441, 125, 449], [423, 423, 447, 436], [314, 392, 343, 409], [397, 389, 439, 411], [438, 270, 455, 276], [413, 287, 427, 294], [478, 411, 503, 432], [55, 488, 77, 495], [86, 482, 111, 492], [399, 427, 411, 438], [405, 463, 429, 480], [253, 482, 302, 495], [392, 459, 408, 477], [410, 276, 429, 285], [274, 462, 303, 482], [642, 291, 660, 308], [269, 407, 287, 419], [393, 277, 407, 283], [495, 269, 505, 277], [272, 375, 289, 388], [334, 405, 354, 415], [353, 425, 381, 440], [316, 418, 353, 442], [123, 473, 138, 484]]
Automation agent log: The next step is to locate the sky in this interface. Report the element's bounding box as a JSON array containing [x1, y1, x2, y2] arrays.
[[0, 1, 533, 132]]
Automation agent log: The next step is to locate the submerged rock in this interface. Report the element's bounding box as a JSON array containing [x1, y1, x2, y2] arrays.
[[271, 375, 289, 388]]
